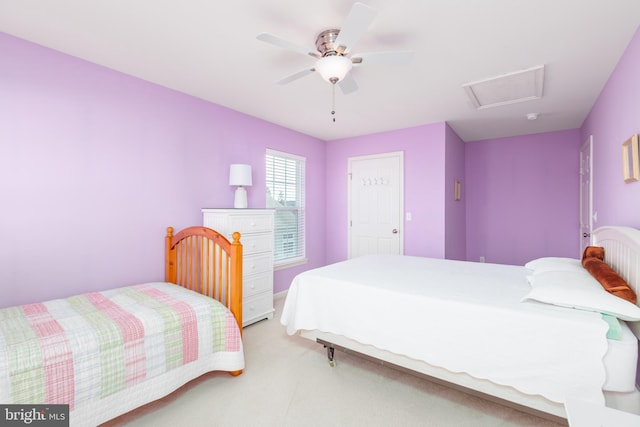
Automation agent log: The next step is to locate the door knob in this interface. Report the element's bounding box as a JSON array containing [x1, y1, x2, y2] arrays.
[[392, 229, 398, 234], [583, 232, 590, 238]]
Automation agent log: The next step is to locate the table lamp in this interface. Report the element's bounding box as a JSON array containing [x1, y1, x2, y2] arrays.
[[229, 164, 252, 208]]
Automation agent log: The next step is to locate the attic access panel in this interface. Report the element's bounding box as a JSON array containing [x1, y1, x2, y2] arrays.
[[463, 65, 544, 109]]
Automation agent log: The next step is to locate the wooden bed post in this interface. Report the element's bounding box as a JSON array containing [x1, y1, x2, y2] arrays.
[[165, 227, 176, 283], [230, 231, 243, 334]]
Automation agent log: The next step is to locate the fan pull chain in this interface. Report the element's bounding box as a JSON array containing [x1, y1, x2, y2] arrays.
[[331, 83, 336, 123]]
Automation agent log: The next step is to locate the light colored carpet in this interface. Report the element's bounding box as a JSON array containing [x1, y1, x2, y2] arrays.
[[103, 295, 565, 427]]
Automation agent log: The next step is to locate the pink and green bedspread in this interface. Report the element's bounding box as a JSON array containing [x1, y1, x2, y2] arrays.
[[0, 282, 244, 415]]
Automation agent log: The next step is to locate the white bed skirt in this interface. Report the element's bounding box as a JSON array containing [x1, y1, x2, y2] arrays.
[[300, 329, 640, 420]]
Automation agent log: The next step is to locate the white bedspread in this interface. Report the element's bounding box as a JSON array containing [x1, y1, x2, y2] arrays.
[[281, 255, 610, 405]]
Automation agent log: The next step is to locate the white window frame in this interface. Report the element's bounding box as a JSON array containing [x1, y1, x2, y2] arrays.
[[265, 149, 307, 269]]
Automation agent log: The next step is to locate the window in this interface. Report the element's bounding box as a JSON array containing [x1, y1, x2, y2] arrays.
[[265, 149, 306, 268]]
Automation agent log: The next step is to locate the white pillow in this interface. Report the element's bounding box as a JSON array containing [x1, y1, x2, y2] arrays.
[[524, 257, 583, 273], [522, 270, 640, 321]]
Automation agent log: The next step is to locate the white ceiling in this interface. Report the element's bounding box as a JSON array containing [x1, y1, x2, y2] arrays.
[[1, 1, 639, 142]]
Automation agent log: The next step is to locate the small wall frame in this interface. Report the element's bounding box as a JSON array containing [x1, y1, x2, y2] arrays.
[[622, 134, 640, 183]]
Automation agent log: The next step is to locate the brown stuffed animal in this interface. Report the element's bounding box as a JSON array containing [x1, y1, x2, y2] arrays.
[[582, 245, 605, 266], [582, 257, 637, 304]]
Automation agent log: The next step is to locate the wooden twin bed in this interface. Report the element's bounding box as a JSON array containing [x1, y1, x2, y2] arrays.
[[0, 226, 244, 426], [281, 225, 640, 422]]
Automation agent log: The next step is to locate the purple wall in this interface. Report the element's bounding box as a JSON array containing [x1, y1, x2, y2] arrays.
[[324, 122, 450, 264], [2, 23, 639, 307], [465, 130, 581, 265], [444, 124, 466, 260], [0, 33, 325, 307], [581, 27, 640, 230]]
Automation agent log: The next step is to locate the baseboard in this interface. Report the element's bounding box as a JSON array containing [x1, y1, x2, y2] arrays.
[[274, 290, 288, 301]]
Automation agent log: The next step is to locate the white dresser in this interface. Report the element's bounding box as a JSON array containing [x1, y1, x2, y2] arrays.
[[202, 208, 275, 327]]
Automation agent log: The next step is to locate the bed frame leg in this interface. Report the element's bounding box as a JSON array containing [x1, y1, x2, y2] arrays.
[[324, 344, 336, 367]]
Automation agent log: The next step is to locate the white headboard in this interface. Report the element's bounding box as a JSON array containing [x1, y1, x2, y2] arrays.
[[592, 226, 640, 337]]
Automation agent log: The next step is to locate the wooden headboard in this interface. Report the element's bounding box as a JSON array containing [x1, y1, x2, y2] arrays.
[[165, 226, 243, 332]]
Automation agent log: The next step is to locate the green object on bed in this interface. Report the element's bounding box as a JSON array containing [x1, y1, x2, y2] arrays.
[[601, 313, 623, 340]]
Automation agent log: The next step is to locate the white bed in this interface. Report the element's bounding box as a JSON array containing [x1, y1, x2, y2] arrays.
[[281, 226, 640, 422]]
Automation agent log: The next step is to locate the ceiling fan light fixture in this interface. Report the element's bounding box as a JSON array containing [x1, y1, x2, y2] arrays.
[[315, 55, 353, 83]]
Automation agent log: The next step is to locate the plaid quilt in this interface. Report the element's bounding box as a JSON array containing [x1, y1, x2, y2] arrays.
[[0, 283, 242, 410]]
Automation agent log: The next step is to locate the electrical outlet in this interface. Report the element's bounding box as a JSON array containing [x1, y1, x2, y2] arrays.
[[479, 256, 485, 263]]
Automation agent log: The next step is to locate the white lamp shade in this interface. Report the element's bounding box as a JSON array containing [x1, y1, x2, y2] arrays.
[[315, 56, 353, 83], [229, 164, 252, 186]]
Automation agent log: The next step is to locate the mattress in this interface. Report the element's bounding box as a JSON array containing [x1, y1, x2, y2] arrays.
[[281, 255, 637, 405]]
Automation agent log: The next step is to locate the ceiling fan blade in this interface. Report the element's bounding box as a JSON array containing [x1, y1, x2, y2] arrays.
[[276, 68, 316, 85], [334, 2, 377, 54], [338, 73, 359, 95], [257, 32, 319, 58], [351, 51, 414, 66]]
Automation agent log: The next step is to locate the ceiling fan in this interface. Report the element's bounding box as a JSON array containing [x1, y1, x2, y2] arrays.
[[256, 2, 413, 95]]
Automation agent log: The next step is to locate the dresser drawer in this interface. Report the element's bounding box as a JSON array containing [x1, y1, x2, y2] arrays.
[[240, 233, 273, 256], [227, 214, 273, 234], [243, 271, 273, 297], [243, 292, 274, 326], [243, 253, 273, 277]]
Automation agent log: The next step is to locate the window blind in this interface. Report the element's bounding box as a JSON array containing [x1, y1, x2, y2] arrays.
[[265, 149, 306, 266]]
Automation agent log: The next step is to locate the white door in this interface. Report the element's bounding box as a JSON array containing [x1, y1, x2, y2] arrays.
[[579, 136, 593, 254], [348, 152, 403, 258]]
